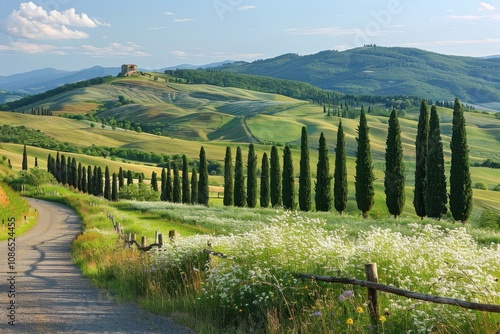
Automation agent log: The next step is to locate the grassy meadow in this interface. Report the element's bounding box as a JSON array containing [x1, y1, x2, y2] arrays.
[[2, 74, 500, 332]]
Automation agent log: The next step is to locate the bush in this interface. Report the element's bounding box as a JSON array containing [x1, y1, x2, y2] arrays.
[[478, 210, 500, 230], [474, 182, 487, 190]]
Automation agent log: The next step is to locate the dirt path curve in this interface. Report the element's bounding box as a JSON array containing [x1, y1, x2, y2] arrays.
[[0, 198, 196, 334]]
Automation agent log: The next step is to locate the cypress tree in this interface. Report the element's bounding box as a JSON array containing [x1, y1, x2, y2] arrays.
[[246, 144, 258, 208], [77, 162, 82, 191], [334, 121, 348, 215], [173, 162, 181, 203], [191, 167, 198, 205], [22, 144, 28, 170], [166, 163, 173, 202], [450, 98, 472, 224], [384, 109, 406, 218], [55, 152, 61, 182], [260, 153, 270, 208], [282, 145, 295, 210], [127, 170, 133, 185], [151, 171, 158, 192], [198, 146, 209, 206], [96, 166, 103, 196], [426, 105, 448, 219], [71, 158, 77, 189], [93, 166, 99, 195], [299, 126, 312, 211], [87, 165, 93, 194], [270, 145, 282, 207], [104, 166, 111, 200], [81, 166, 87, 194], [160, 168, 167, 201], [138, 173, 144, 183], [315, 132, 332, 212], [67, 159, 72, 187], [414, 99, 429, 218], [355, 109, 375, 218], [34, 157, 38, 168], [223, 146, 234, 206], [111, 173, 119, 202], [118, 167, 124, 189], [60, 155, 67, 185], [182, 155, 191, 204], [234, 146, 246, 207]]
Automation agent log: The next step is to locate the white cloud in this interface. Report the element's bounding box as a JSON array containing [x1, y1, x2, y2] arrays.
[[478, 2, 496, 11], [3, 2, 108, 39], [173, 18, 195, 23], [170, 50, 189, 58], [402, 38, 500, 47], [0, 41, 67, 54], [164, 11, 175, 15], [238, 6, 256, 11], [447, 13, 500, 20], [148, 26, 167, 31], [79, 42, 149, 57], [286, 27, 364, 36]]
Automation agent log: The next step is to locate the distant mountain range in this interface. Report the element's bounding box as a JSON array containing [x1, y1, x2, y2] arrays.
[[2, 47, 500, 106], [214, 46, 500, 105]]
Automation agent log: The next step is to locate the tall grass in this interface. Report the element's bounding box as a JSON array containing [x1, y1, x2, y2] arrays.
[[0, 183, 35, 240]]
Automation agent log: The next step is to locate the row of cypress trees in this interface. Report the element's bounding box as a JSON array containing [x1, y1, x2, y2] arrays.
[[221, 99, 471, 222]]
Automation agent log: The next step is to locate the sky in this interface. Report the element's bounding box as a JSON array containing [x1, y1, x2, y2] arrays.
[[0, 0, 499, 75]]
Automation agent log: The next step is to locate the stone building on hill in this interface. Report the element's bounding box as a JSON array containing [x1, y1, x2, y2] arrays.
[[121, 64, 138, 76]]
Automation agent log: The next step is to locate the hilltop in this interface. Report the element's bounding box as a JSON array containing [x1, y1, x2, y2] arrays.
[[215, 46, 500, 109]]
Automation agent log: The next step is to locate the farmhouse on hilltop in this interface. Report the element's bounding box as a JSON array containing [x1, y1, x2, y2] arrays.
[[121, 64, 138, 76]]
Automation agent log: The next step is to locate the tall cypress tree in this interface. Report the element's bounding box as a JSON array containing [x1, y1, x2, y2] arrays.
[[260, 152, 270, 208], [223, 146, 234, 206], [71, 157, 77, 189], [47, 153, 53, 174], [60, 155, 67, 185], [97, 166, 103, 196], [426, 105, 448, 219], [191, 167, 198, 205], [384, 109, 406, 218], [138, 173, 144, 183], [450, 98, 472, 224], [87, 165, 93, 195], [55, 152, 61, 182], [182, 155, 191, 204], [198, 146, 209, 206], [81, 166, 87, 194], [166, 163, 173, 202], [247, 144, 258, 208], [334, 121, 348, 215], [234, 146, 246, 207], [111, 173, 119, 202], [282, 145, 295, 210], [160, 167, 167, 201], [22, 144, 28, 170], [315, 132, 332, 212], [104, 166, 111, 200], [355, 109, 375, 218], [270, 145, 282, 207], [127, 170, 133, 185], [299, 126, 312, 211], [414, 99, 429, 219], [77, 162, 83, 191], [173, 162, 181, 203], [151, 171, 158, 192], [34, 157, 38, 168], [118, 167, 124, 189]]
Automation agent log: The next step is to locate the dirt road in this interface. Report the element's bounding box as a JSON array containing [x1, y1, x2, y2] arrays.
[[0, 198, 195, 333]]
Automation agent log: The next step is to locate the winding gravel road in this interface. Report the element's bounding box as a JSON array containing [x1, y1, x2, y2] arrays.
[[0, 198, 195, 334]]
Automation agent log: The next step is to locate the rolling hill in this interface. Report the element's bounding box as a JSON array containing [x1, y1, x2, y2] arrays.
[[215, 46, 500, 107]]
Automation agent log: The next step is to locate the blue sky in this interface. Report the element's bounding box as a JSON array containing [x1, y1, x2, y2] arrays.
[[1, 1, 499, 75]]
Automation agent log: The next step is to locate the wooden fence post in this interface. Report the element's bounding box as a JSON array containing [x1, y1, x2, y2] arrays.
[[158, 234, 163, 247], [155, 231, 159, 244], [365, 263, 380, 333], [141, 236, 147, 248]]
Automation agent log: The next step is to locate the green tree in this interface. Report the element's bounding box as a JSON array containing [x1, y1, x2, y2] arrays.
[[60, 155, 67, 185], [166, 163, 173, 202], [96, 166, 103, 196], [355, 109, 375, 218], [182, 155, 191, 204], [426, 105, 448, 219], [450, 98, 473, 224], [111, 173, 119, 201], [234, 146, 246, 207], [173, 162, 181, 203], [299, 126, 311, 211], [246, 143, 258, 208], [81, 166, 87, 194], [384, 109, 406, 218], [223, 146, 234, 206], [315, 132, 332, 212], [22, 144, 28, 170], [77, 162, 82, 191], [87, 165, 92, 194], [282, 145, 295, 210], [270, 145, 282, 207], [260, 152, 270, 208], [413, 99, 429, 219], [127, 170, 133, 185], [198, 146, 209, 206], [334, 121, 348, 215], [118, 167, 124, 189], [70, 157, 77, 189], [191, 167, 198, 205], [151, 171, 158, 192], [160, 167, 167, 201]]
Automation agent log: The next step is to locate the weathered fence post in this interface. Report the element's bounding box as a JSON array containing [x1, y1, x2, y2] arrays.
[[158, 234, 164, 247], [141, 236, 147, 248], [169, 230, 179, 241], [365, 263, 380, 333], [155, 231, 159, 244]]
